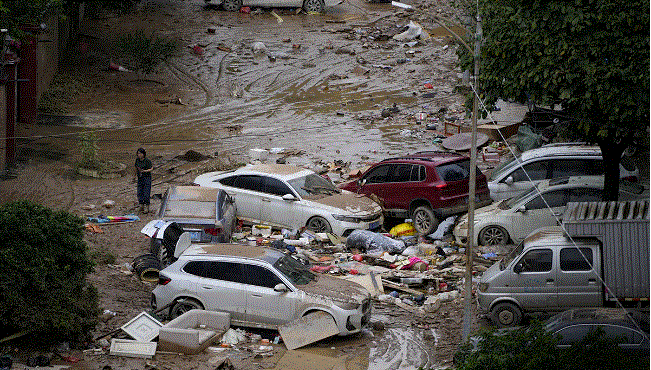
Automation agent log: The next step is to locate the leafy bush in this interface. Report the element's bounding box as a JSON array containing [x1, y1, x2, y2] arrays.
[[117, 31, 179, 75], [0, 201, 99, 345], [455, 321, 649, 370]]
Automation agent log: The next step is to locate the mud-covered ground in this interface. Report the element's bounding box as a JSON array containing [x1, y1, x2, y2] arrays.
[[1, 0, 488, 368]]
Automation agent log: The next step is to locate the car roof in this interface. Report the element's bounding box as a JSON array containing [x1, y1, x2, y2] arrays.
[[547, 308, 650, 332], [380, 151, 467, 165], [228, 164, 314, 180], [523, 226, 598, 247], [180, 243, 286, 262], [520, 143, 602, 162]]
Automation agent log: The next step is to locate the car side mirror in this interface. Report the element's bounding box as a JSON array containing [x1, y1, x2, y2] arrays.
[[274, 283, 288, 292], [505, 176, 514, 185], [517, 205, 527, 213], [513, 263, 523, 274], [358, 178, 367, 187], [282, 194, 297, 201]]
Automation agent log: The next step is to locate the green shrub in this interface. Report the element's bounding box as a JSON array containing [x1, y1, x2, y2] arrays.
[[117, 31, 179, 75], [0, 201, 99, 345]]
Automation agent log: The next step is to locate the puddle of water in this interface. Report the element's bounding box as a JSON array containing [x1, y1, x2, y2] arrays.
[[429, 25, 469, 39]]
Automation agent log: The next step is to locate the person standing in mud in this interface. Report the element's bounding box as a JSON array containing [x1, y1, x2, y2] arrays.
[[134, 148, 153, 214]]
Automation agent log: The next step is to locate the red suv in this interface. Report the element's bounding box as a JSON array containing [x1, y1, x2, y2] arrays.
[[339, 151, 492, 235]]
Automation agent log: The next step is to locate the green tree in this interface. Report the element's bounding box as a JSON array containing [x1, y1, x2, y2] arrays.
[[460, 0, 649, 200], [0, 201, 99, 345]]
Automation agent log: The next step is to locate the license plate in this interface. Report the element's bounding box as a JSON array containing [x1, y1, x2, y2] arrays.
[[369, 221, 379, 230], [189, 231, 201, 242]]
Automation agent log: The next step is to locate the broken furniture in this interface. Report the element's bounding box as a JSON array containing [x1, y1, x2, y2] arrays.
[[158, 310, 230, 354]]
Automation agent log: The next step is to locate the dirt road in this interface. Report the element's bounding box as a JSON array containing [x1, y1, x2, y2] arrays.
[[0, 0, 481, 368]]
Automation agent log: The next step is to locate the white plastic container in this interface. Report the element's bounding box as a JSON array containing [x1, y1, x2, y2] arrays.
[[249, 148, 269, 161]]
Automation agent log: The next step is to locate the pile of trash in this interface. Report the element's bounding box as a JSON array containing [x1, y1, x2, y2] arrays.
[[232, 217, 506, 317]]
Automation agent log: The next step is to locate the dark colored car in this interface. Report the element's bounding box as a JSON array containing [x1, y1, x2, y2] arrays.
[[544, 308, 649, 354], [339, 151, 492, 234]]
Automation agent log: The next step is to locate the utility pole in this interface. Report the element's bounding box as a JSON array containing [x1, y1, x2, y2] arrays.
[[462, 15, 481, 342]]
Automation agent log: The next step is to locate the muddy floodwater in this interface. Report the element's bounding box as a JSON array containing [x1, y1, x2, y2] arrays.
[[3, 0, 481, 369]]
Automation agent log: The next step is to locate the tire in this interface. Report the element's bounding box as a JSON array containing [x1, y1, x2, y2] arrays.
[[491, 302, 522, 327], [303, 0, 324, 13], [412, 206, 438, 235], [222, 0, 242, 12], [306, 216, 332, 233], [170, 298, 204, 319], [478, 225, 509, 246]]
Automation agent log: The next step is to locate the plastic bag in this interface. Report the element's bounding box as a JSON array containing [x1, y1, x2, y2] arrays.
[[346, 230, 406, 255]]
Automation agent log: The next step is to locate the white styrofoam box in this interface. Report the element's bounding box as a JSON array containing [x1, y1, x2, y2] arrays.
[[121, 312, 163, 342], [249, 148, 269, 161], [110, 339, 157, 358]]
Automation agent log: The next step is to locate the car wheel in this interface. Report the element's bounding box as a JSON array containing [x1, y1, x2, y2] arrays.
[[412, 206, 438, 235], [479, 225, 509, 246], [306, 216, 332, 233], [222, 0, 242, 12], [303, 0, 324, 13], [491, 302, 522, 327], [170, 298, 204, 319]]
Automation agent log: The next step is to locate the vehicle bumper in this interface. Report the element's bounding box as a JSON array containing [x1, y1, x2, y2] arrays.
[[332, 299, 372, 335], [331, 214, 384, 237], [453, 223, 468, 243], [477, 291, 497, 313]]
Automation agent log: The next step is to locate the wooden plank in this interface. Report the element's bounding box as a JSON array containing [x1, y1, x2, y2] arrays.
[[278, 311, 339, 350], [381, 279, 424, 296]]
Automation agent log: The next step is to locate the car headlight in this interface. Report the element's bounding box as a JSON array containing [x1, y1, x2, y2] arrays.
[[332, 214, 361, 223], [479, 282, 489, 292], [334, 300, 361, 310]]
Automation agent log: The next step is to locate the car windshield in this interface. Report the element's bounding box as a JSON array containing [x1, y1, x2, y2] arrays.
[[504, 185, 539, 208], [288, 174, 340, 199], [489, 157, 520, 180], [273, 254, 316, 285], [500, 241, 524, 270]]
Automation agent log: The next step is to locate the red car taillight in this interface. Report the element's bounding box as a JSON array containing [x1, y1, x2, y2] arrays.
[[158, 275, 171, 285], [435, 183, 448, 189], [204, 228, 222, 236]]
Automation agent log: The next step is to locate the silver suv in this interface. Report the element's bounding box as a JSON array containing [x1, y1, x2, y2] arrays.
[[488, 143, 639, 201], [152, 244, 372, 335]]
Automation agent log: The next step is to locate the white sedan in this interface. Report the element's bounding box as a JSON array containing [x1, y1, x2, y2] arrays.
[[454, 176, 644, 246], [194, 164, 383, 237], [204, 0, 342, 14]]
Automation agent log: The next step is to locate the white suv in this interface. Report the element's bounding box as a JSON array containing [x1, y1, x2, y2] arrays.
[[488, 143, 639, 201], [152, 244, 372, 335]]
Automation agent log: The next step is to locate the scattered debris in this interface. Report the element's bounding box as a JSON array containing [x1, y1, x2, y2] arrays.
[[278, 311, 340, 350]]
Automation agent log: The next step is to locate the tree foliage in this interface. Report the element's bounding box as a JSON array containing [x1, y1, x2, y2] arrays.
[[460, 0, 649, 200], [455, 322, 649, 370], [0, 201, 98, 345], [117, 31, 179, 75]]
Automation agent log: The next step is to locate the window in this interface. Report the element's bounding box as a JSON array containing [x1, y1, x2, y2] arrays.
[[555, 325, 591, 345], [245, 264, 284, 288], [525, 190, 567, 210], [411, 165, 426, 181], [392, 164, 413, 183], [263, 177, 293, 197], [518, 249, 553, 272], [436, 160, 471, 182], [203, 261, 247, 284], [219, 176, 237, 186], [560, 247, 593, 271], [510, 161, 549, 182], [232, 175, 263, 192], [365, 165, 392, 184], [552, 159, 603, 178], [568, 188, 602, 203], [183, 261, 208, 277], [600, 325, 641, 345]]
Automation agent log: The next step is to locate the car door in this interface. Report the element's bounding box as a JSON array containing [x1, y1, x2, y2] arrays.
[[556, 246, 602, 307], [512, 189, 567, 241], [259, 176, 301, 229], [357, 164, 392, 207], [242, 263, 300, 326], [379, 164, 427, 211], [191, 260, 248, 324], [495, 160, 550, 201], [509, 248, 557, 309], [224, 175, 263, 223]]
